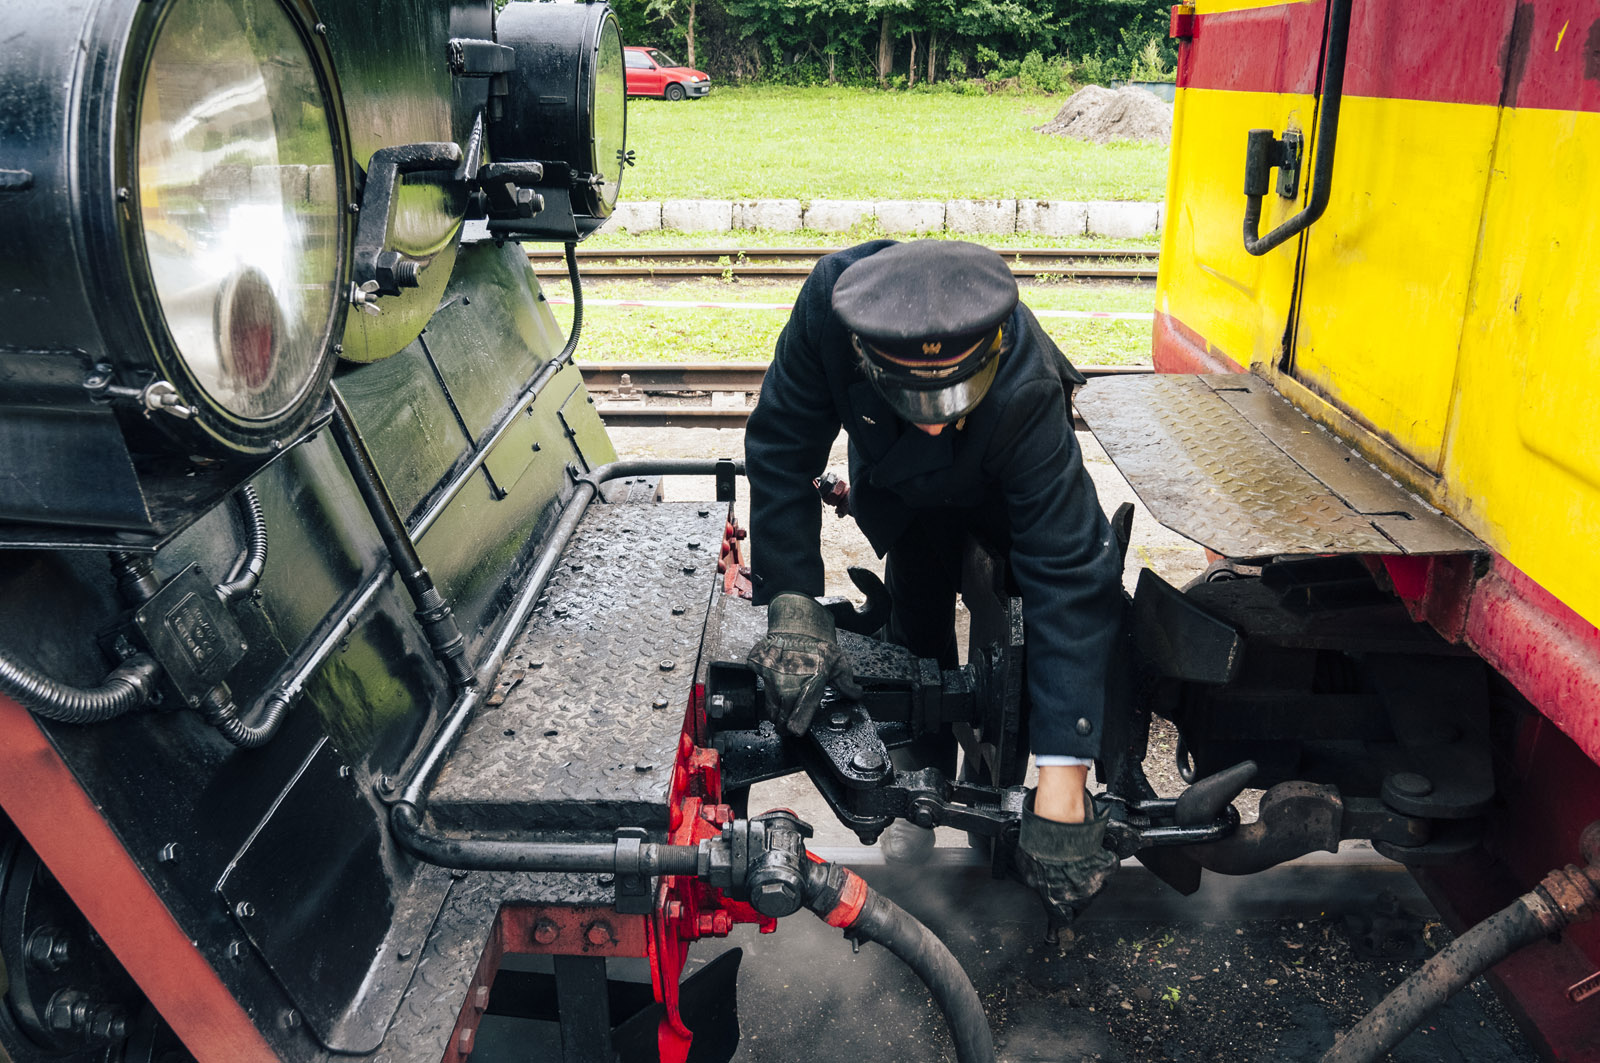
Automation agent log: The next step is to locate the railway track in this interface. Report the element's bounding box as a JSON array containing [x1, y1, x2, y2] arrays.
[[581, 361, 1152, 428], [532, 246, 1159, 284]]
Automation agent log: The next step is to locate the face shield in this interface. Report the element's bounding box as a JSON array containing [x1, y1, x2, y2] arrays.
[[854, 326, 1006, 425]]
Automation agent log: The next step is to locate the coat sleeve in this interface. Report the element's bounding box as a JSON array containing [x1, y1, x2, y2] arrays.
[[743, 264, 846, 604], [986, 375, 1124, 760]]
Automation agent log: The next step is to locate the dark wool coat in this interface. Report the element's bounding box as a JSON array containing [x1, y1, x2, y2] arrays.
[[744, 241, 1124, 759]]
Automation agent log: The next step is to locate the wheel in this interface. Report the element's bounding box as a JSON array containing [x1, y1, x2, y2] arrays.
[[664, 82, 685, 101]]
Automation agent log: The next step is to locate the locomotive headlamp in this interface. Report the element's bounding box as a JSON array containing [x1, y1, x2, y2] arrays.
[[0, 0, 351, 540], [488, 1, 628, 241]]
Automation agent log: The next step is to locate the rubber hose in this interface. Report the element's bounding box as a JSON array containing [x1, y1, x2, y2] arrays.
[[215, 484, 268, 604], [0, 652, 160, 724], [557, 241, 583, 363], [805, 860, 995, 1063], [1320, 892, 1553, 1063], [203, 686, 291, 749]]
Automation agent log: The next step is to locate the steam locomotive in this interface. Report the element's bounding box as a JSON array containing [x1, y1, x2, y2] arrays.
[[1, 0, 1597, 1061]]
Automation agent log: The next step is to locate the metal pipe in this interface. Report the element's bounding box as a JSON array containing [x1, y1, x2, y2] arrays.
[[329, 390, 475, 692], [1322, 823, 1600, 1063], [214, 484, 268, 604], [556, 240, 584, 364], [389, 802, 701, 875], [1243, 0, 1351, 255]]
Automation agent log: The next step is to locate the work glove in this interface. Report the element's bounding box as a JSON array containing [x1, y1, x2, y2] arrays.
[[1013, 790, 1119, 940], [748, 592, 863, 736]]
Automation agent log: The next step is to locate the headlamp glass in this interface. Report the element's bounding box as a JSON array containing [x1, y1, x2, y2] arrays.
[[593, 17, 627, 212], [137, 0, 341, 422]]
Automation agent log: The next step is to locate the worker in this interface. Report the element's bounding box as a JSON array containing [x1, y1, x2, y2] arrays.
[[743, 239, 1125, 924]]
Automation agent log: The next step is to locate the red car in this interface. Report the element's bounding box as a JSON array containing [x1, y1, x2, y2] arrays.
[[624, 46, 711, 100]]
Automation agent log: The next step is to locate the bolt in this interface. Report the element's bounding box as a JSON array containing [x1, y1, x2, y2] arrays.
[[347, 202, 360, 214], [116, 187, 129, 202], [1389, 772, 1434, 798], [473, 985, 491, 1011], [553, 606, 568, 618], [570, 561, 585, 571], [377, 774, 396, 796], [753, 880, 800, 916], [698, 911, 733, 936], [278, 1009, 300, 1030], [235, 901, 256, 918], [682, 565, 697, 575], [533, 918, 560, 945], [397, 947, 413, 961], [332, 343, 343, 355], [157, 842, 181, 864], [688, 540, 702, 549], [338, 764, 352, 778], [458, 1027, 475, 1055], [585, 921, 615, 947], [671, 605, 686, 615], [597, 873, 614, 886], [90, 1006, 128, 1041], [828, 710, 851, 730], [314, 21, 327, 34], [27, 928, 70, 971], [652, 696, 669, 710], [850, 748, 884, 774], [659, 659, 676, 671], [226, 940, 246, 962]]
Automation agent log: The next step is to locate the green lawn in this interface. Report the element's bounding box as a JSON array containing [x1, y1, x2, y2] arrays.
[[557, 277, 1155, 367], [621, 85, 1168, 202]]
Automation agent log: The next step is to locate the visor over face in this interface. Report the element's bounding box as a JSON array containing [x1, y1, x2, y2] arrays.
[[832, 240, 1019, 425]]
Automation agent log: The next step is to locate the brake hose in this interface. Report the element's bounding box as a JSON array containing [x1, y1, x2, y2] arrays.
[[557, 240, 583, 363]]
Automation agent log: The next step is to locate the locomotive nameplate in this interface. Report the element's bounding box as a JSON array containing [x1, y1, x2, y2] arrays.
[[1076, 374, 1482, 560], [428, 501, 726, 831]]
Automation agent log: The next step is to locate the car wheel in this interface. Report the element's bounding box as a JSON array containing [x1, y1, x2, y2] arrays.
[[664, 82, 685, 101]]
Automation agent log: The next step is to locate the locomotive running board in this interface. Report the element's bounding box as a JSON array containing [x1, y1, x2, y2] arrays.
[[1074, 373, 1483, 560]]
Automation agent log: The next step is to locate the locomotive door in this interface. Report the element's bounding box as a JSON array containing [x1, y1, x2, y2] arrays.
[[1284, 0, 1523, 473]]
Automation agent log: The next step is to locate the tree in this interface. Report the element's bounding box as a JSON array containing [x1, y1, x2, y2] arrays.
[[646, 0, 699, 68]]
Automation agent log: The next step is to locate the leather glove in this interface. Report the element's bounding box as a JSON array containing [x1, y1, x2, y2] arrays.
[[1013, 790, 1119, 936], [748, 593, 863, 736]]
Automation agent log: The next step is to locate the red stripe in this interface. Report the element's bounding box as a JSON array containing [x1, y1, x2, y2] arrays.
[[824, 869, 870, 928], [1151, 311, 1246, 375], [1182, 0, 1600, 113], [0, 696, 278, 1061]]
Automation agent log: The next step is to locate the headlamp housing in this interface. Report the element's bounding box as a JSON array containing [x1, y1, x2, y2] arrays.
[[487, 1, 627, 242], [0, 0, 352, 543]]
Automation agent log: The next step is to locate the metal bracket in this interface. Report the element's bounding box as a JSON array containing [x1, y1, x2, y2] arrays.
[[351, 142, 464, 299], [612, 828, 653, 915], [715, 459, 738, 502]]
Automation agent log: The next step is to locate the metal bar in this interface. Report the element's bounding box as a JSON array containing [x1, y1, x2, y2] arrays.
[[527, 246, 1159, 263], [554, 957, 614, 1063]]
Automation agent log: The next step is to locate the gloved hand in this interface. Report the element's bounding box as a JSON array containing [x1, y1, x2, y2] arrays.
[[748, 592, 863, 736], [1013, 790, 1119, 938]]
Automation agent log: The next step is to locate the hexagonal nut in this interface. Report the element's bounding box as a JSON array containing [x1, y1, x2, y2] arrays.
[[752, 879, 801, 917]]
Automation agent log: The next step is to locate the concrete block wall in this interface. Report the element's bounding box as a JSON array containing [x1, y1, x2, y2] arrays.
[[601, 198, 1162, 238]]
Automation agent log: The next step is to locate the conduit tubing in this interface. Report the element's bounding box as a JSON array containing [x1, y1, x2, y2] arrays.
[[1322, 823, 1600, 1063], [0, 652, 160, 724], [214, 484, 268, 604]]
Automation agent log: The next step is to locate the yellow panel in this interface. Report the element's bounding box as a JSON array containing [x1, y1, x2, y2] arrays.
[[1157, 86, 1315, 369], [1197, 0, 1319, 13], [1291, 96, 1501, 471], [1446, 106, 1600, 628]]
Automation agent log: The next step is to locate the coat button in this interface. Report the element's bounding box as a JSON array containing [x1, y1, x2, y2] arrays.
[[1075, 718, 1093, 736]]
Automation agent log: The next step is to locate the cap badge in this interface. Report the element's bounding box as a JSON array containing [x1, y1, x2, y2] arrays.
[[921, 341, 942, 356], [909, 363, 962, 380]]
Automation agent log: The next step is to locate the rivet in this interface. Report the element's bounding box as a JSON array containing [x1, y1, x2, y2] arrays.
[[226, 940, 246, 962], [659, 660, 675, 671], [697, 509, 710, 517], [157, 842, 181, 864], [235, 901, 256, 919], [828, 711, 851, 730], [652, 696, 669, 709], [635, 762, 654, 772], [377, 774, 396, 795], [570, 562, 585, 571], [682, 565, 697, 575], [398, 947, 413, 960], [314, 21, 327, 34], [332, 343, 343, 355], [533, 918, 560, 945], [347, 202, 360, 214], [687, 540, 701, 549], [585, 921, 615, 946], [1389, 772, 1434, 798], [850, 749, 884, 773], [597, 874, 614, 886], [1075, 717, 1093, 736], [279, 1009, 300, 1029], [671, 605, 686, 615]]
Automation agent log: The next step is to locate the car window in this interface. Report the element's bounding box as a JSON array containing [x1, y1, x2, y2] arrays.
[[625, 52, 652, 69], [645, 49, 679, 68]]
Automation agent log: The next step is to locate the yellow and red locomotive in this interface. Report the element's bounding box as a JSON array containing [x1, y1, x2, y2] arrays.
[[1075, 0, 1600, 1054]]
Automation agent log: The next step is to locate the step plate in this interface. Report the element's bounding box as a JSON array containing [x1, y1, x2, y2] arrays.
[[429, 501, 724, 831], [1075, 374, 1481, 560]]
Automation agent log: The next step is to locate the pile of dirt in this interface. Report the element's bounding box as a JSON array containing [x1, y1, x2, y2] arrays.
[[1036, 84, 1172, 145]]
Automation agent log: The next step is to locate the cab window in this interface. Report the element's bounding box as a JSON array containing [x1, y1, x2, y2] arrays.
[[645, 49, 678, 68]]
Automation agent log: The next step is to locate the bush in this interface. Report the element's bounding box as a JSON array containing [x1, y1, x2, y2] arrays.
[[1018, 50, 1068, 93]]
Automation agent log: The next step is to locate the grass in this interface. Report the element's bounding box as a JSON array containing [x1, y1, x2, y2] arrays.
[[581, 227, 1162, 252], [622, 85, 1168, 202], [556, 276, 1155, 367]]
